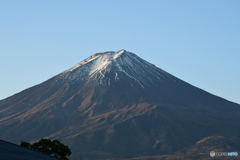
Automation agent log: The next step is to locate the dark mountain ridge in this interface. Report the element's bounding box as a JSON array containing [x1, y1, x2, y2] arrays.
[[0, 50, 239, 159]]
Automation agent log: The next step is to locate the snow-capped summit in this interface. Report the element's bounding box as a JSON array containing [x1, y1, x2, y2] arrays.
[[60, 50, 174, 88], [67, 49, 131, 73]]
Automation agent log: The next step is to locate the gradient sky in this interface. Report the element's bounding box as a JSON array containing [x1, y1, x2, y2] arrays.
[[0, 0, 240, 104]]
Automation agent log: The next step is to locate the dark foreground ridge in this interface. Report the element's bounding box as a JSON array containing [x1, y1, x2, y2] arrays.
[[0, 50, 240, 160]]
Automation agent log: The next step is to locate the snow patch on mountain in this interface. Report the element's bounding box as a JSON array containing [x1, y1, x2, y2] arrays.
[[113, 49, 124, 59], [68, 54, 102, 72]]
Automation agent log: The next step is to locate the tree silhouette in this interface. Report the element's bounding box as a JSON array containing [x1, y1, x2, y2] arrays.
[[20, 141, 31, 149], [20, 139, 71, 160]]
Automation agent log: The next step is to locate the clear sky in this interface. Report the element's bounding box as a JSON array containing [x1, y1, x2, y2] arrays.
[[0, 0, 239, 104]]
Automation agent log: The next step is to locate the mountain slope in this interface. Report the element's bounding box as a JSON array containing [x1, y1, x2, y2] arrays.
[[0, 50, 240, 160]]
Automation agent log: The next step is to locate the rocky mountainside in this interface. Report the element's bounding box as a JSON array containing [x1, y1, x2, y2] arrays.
[[0, 50, 240, 160]]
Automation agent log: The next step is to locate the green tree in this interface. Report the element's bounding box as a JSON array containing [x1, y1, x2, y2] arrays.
[[20, 139, 71, 160]]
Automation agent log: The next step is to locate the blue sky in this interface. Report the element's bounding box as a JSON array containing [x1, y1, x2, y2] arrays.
[[0, 0, 240, 104]]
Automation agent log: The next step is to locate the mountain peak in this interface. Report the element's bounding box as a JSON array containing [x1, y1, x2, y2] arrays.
[[61, 50, 174, 88], [67, 49, 128, 72], [96, 49, 130, 60]]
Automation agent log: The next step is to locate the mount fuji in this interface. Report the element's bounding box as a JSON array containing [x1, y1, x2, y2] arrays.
[[0, 50, 240, 160]]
